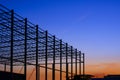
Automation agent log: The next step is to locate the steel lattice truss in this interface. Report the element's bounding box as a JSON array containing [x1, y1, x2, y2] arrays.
[[0, 4, 84, 66], [0, 5, 86, 80], [0, 4, 86, 80]]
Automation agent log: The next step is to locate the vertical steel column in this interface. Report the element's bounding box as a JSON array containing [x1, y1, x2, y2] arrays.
[[52, 64, 55, 80], [10, 10, 14, 80], [39, 66, 40, 80], [52, 36, 55, 80], [66, 43, 68, 80], [75, 49, 77, 75], [71, 46, 73, 79], [4, 63, 6, 71], [66, 63, 69, 80], [79, 51, 81, 75], [24, 18, 27, 80], [38, 66, 40, 80], [83, 53, 85, 77], [36, 25, 39, 80], [60, 40, 62, 80], [45, 31, 48, 80]]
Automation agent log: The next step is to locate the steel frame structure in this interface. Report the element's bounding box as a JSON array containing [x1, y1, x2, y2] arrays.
[[0, 4, 85, 80]]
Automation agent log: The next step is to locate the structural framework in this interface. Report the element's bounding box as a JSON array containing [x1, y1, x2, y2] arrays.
[[0, 4, 85, 80]]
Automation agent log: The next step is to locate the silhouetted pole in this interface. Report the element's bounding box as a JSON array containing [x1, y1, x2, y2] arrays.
[[36, 25, 39, 80], [71, 46, 73, 79], [52, 36, 56, 80], [24, 18, 27, 80], [45, 31, 48, 80], [75, 49, 77, 75], [52, 64, 55, 80], [83, 53, 85, 78], [38, 66, 40, 80], [39, 65, 40, 80], [66, 43, 68, 80], [60, 40, 62, 80], [79, 51, 81, 75], [10, 9, 14, 80], [4, 63, 6, 71]]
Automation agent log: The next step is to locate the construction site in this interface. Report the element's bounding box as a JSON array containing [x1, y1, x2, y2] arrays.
[[0, 4, 85, 80]]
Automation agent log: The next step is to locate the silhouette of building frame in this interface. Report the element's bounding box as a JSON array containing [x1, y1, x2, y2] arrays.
[[0, 4, 85, 80]]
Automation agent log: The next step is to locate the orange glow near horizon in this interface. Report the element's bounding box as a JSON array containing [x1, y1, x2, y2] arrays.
[[24, 62, 120, 80], [0, 62, 120, 80], [85, 62, 120, 78]]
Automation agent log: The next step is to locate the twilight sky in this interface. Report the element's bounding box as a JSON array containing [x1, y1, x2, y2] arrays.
[[1, 0, 120, 76]]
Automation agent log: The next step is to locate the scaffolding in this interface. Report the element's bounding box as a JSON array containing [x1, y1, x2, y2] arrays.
[[0, 4, 85, 80]]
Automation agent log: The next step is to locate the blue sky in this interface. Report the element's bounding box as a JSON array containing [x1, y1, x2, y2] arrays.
[[1, 0, 120, 74]]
